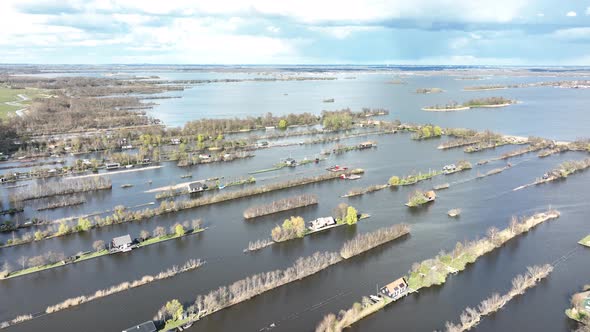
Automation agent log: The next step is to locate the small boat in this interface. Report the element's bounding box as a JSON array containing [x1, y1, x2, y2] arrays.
[[448, 208, 461, 217], [218, 184, 226, 189], [327, 165, 348, 172], [340, 174, 361, 180], [433, 183, 450, 190], [125, 164, 133, 169]]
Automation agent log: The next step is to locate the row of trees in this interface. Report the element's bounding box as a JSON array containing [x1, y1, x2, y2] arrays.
[[340, 224, 410, 259], [443, 264, 553, 332], [10, 177, 112, 202], [243, 194, 318, 219], [155, 252, 342, 325]]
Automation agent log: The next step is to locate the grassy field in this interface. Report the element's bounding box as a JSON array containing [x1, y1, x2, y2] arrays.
[[579, 235, 590, 247], [0, 86, 50, 119]]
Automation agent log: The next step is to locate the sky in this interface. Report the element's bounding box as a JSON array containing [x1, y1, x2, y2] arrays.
[[0, 0, 589, 65]]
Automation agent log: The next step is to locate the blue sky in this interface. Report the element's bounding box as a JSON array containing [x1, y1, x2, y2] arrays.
[[0, 0, 589, 65]]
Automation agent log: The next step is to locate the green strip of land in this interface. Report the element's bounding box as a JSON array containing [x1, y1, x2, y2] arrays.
[[579, 235, 590, 247], [1, 228, 206, 280]]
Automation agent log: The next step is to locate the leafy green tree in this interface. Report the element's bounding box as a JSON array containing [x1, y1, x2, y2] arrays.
[[197, 134, 205, 143], [278, 119, 288, 130], [388, 176, 400, 186], [57, 221, 71, 235], [345, 206, 358, 225], [77, 218, 92, 231], [174, 224, 186, 236], [421, 126, 432, 138], [165, 299, 184, 322], [34, 230, 44, 241], [433, 126, 443, 136]]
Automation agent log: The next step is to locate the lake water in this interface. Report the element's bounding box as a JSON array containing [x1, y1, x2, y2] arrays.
[[1, 68, 589, 332]]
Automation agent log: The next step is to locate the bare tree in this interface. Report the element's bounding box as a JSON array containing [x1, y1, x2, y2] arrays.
[[17, 256, 28, 269], [92, 240, 105, 252], [139, 230, 150, 241]]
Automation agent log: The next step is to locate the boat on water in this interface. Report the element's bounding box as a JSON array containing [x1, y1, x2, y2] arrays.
[[327, 165, 348, 172], [218, 184, 226, 189], [340, 174, 361, 180]]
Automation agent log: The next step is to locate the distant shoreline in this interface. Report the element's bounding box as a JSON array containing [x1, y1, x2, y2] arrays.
[[422, 102, 513, 112]]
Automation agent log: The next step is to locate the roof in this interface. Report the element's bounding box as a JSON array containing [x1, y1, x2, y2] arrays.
[[383, 277, 408, 293], [425, 191, 436, 199], [112, 234, 132, 247], [122, 321, 157, 332], [189, 181, 205, 189]]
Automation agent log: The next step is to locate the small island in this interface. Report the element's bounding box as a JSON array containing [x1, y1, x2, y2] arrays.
[[422, 97, 516, 112], [565, 287, 590, 326], [405, 190, 436, 207], [416, 88, 443, 94]]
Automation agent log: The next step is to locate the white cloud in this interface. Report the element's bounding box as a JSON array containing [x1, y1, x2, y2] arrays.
[[536, 12, 544, 17], [566, 11, 577, 17], [551, 27, 590, 41], [308, 26, 379, 39], [586, 7, 590, 15], [266, 26, 280, 33]]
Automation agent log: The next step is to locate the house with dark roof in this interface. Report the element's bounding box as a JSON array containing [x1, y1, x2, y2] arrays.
[[188, 181, 208, 193], [122, 320, 157, 332], [111, 234, 133, 252], [380, 277, 408, 300]]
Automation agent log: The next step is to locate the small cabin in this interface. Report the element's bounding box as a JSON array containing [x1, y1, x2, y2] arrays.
[[308, 217, 336, 231], [358, 141, 374, 149], [170, 138, 181, 145], [284, 158, 297, 167], [425, 191, 437, 201], [188, 181, 208, 193], [380, 277, 408, 299], [443, 164, 457, 173], [122, 320, 157, 332], [105, 163, 120, 170], [111, 234, 133, 252]]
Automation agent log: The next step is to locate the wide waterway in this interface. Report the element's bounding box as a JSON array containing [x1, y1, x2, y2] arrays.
[[1, 68, 589, 332]]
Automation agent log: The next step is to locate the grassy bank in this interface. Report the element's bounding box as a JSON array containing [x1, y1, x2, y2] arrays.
[[1, 227, 206, 280]]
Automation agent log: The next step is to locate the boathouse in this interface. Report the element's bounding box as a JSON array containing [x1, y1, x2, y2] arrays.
[[380, 277, 408, 299], [188, 181, 208, 193], [122, 320, 157, 332], [308, 217, 336, 231], [111, 234, 133, 252]]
